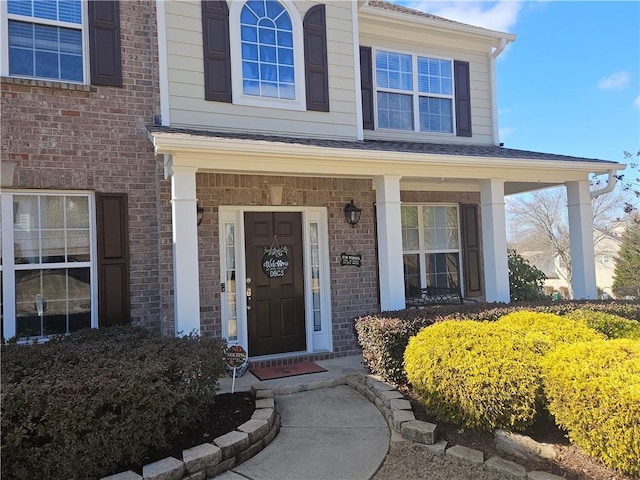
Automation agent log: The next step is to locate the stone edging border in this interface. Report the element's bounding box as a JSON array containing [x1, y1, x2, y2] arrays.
[[102, 371, 563, 480], [101, 389, 280, 480], [345, 373, 564, 480]]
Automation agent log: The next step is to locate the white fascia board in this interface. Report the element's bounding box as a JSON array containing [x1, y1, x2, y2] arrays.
[[358, 5, 516, 46], [151, 132, 620, 178]]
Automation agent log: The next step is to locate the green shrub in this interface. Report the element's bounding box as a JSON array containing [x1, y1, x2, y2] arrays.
[[354, 313, 436, 385], [542, 339, 640, 476], [354, 300, 639, 386], [405, 320, 542, 431], [508, 249, 548, 301], [563, 308, 640, 339], [1, 326, 227, 480]]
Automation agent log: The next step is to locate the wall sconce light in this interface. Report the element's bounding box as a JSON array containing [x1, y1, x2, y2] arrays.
[[196, 203, 205, 226], [343, 199, 362, 227]]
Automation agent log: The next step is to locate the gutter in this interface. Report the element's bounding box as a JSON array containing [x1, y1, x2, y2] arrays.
[[590, 169, 618, 199], [490, 38, 509, 145]]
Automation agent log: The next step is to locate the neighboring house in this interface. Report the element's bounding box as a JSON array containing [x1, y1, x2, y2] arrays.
[[525, 224, 625, 299], [1, 0, 624, 362]]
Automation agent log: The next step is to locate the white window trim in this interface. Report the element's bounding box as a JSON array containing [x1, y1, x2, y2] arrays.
[[372, 47, 456, 135], [401, 203, 465, 294], [0, 0, 90, 84], [1, 190, 98, 341], [228, 0, 307, 111], [218, 206, 332, 358]]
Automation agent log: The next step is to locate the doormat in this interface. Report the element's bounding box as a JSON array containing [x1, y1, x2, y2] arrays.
[[250, 361, 327, 381]]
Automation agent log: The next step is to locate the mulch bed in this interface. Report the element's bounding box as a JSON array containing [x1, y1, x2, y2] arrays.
[[123, 392, 255, 475]]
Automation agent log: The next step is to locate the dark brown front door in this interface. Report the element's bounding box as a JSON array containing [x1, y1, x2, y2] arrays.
[[244, 212, 306, 356]]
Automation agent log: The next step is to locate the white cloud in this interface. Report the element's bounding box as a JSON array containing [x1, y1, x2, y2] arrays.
[[597, 72, 630, 90], [634, 96, 640, 108], [403, 1, 523, 32]]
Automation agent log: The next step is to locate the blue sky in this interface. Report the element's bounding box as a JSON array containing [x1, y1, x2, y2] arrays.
[[398, 0, 640, 191]]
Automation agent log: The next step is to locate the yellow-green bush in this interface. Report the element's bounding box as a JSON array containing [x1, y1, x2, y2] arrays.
[[405, 320, 542, 431], [405, 312, 603, 432], [563, 309, 640, 339], [494, 311, 604, 355], [542, 339, 640, 477]]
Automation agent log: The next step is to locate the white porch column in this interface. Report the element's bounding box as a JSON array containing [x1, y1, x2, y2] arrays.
[[374, 175, 405, 311], [566, 180, 597, 299], [480, 179, 510, 303], [170, 166, 201, 336]]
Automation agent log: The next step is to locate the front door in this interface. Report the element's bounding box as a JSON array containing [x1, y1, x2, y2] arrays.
[[244, 212, 306, 356]]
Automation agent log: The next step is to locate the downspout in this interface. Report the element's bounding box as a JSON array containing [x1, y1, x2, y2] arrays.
[[590, 169, 618, 199], [489, 38, 508, 146]]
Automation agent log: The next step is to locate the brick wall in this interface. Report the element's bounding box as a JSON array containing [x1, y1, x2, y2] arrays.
[[1, 1, 165, 332], [189, 174, 378, 356]]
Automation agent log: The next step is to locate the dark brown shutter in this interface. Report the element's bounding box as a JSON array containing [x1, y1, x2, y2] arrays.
[[304, 5, 329, 112], [202, 0, 232, 102], [360, 46, 374, 130], [461, 204, 482, 297], [88, 0, 122, 87], [454, 60, 472, 137], [96, 193, 130, 326]]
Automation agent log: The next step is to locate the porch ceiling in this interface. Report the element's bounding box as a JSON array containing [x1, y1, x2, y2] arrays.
[[148, 127, 624, 195]]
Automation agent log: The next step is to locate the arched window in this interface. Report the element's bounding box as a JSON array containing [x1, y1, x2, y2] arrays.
[[240, 0, 295, 100]]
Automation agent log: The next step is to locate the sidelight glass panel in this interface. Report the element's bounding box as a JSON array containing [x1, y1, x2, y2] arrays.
[[224, 223, 237, 341], [310, 223, 321, 332]]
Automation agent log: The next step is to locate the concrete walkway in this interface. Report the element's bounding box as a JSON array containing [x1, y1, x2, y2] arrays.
[[216, 356, 390, 480]]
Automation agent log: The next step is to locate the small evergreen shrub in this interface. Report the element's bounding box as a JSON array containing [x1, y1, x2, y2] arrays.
[[354, 314, 436, 385], [563, 308, 640, 339], [1, 326, 227, 480], [508, 249, 548, 301], [405, 320, 542, 431], [542, 339, 640, 476]]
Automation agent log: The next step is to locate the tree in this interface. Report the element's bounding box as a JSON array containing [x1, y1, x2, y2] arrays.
[[507, 249, 547, 301], [507, 185, 630, 298], [612, 214, 640, 298]]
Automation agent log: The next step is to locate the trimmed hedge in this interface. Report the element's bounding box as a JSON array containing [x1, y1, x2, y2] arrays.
[[405, 320, 542, 431], [1, 327, 227, 480], [542, 339, 640, 476], [563, 308, 640, 339], [354, 300, 640, 385], [404, 313, 601, 431]]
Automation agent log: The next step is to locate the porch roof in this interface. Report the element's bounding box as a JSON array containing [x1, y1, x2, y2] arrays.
[[147, 125, 619, 167]]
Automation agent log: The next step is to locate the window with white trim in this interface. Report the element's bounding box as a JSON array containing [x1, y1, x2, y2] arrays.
[[375, 49, 454, 133], [240, 0, 294, 99], [402, 205, 461, 294], [4, 0, 85, 83], [230, 0, 305, 109], [1, 192, 96, 340]]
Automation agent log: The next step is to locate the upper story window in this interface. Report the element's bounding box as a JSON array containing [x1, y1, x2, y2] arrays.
[[374, 49, 454, 134], [5, 0, 85, 83], [228, 0, 307, 110], [240, 0, 294, 100]]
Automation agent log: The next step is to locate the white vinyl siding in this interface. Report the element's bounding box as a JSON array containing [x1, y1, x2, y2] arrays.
[[164, 1, 358, 140], [359, 19, 495, 145]]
